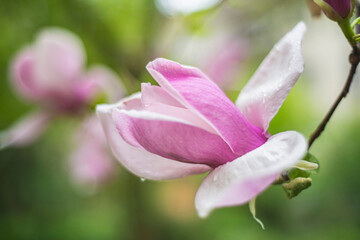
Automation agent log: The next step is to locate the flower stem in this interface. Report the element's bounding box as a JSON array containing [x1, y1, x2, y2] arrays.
[[338, 19, 357, 47], [308, 49, 360, 149]]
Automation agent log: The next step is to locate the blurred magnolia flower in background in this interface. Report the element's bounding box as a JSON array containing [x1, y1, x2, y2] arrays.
[[166, 36, 247, 90], [1, 28, 124, 148], [1, 28, 125, 188], [12, 29, 97, 113], [97, 23, 307, 218], [202, 39, 247, 90], [154, 0, 246, 91]]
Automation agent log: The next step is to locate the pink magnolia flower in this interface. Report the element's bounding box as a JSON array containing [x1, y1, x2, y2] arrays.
[[1, 28, 124, 148], [96, 22, 307, 217]]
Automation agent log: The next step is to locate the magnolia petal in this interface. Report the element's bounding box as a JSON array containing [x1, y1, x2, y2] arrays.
[[96, 93, 212, 180], [141, 83, 184, 108], [195, 131, 307, 218], [84, 65, 126, 103], [141, 83, 216, 133], [69, 116, 114, 187], [112, 107, 239, 168], [0, 111, 52, 149], [33, 28, 86, 94], [236, 22, 306, 132], [146, 58, 266, 156], [10, 47, 42, 102]]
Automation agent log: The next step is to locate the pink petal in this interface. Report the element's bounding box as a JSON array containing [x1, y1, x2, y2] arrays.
[[79, 65, 126, 103], [141, 83, 215, 133], [69, 116, 114, 187], [96, 93, 212, 180], [236, 22, 306, 132], [195, 131, 307, 217], [205, 40, 247, 89], [33, 28, 86, 95], [10, 47, 43, 102], [0, 111, 53, 149], [141, 83, 184, 108], [146, 58, 266, 156], [112, 107, 239, 168]]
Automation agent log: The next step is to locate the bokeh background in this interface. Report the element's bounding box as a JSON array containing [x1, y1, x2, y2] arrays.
[[1, 0, 360, 239]]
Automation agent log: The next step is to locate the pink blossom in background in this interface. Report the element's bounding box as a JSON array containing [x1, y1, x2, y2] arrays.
[[204, 40, 248, 89], [1, 27, 125, 190], [97, 22, 307, 217], [1, 28, 124, 148], [69, 116, 115, 188], [0, 111, 53, 149], [168, 34, 248, 90]]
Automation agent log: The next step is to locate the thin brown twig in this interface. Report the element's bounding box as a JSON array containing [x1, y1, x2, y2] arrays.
[[308, 49, 360, 149], [308, 0, 360, 149], [274, 48, 360, 185]]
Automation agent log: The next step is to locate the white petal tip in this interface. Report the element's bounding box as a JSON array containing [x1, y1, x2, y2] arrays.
[[146, 58, 163, 70], [295, 21, 306, 32], [96, 104, 112, 115], [197, 209, 210, 218]]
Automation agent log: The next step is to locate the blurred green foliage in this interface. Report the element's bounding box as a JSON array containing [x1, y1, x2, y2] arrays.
[[1, 0, 360, 239]]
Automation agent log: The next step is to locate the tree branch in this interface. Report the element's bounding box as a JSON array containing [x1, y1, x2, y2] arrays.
[[308, 49, 360, 149]]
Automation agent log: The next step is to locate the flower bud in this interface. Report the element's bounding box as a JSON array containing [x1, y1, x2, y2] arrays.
[[282, 177, 312, 199], [314, 0, 355, 21]]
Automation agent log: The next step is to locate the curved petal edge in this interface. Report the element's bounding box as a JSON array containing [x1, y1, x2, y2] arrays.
[[96, 93, 212, 180], [195, 131, 307, 218], [236, 22, 306, 132], [0, 111, 53, 149]]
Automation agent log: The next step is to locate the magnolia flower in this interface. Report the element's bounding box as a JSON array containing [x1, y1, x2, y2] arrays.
[[314, 0, 355, 21], [97, 22, 307, 217], [0, 28, 124, 148]]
